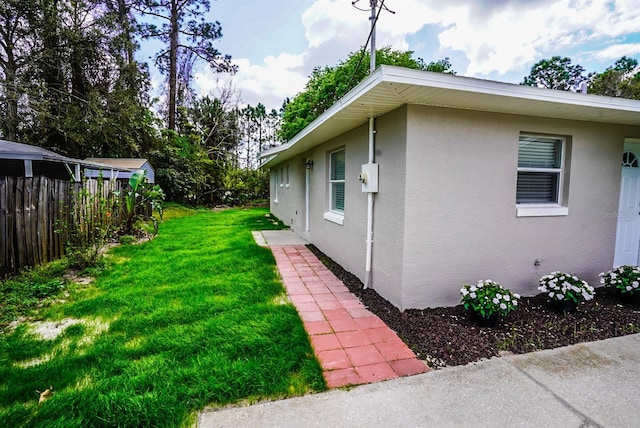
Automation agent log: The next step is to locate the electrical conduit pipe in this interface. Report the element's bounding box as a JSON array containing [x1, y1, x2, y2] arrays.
[[364, 117, 375, 288]]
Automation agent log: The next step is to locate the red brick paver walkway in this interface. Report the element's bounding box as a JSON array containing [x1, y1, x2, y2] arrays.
[[270, 245, 428, 388]]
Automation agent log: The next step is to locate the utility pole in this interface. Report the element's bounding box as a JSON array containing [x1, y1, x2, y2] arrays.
[[369, 0, 377, 73], [352, 0, 394, 74], [352, 0, 393, 289]]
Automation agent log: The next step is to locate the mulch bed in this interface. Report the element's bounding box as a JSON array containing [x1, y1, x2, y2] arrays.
[[307, 245, 640, 368]]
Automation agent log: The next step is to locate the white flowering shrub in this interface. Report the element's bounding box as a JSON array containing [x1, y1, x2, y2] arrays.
[[538, 271, 594, 303], [600, 265, 640, 295], [460, 280, 520, 319]]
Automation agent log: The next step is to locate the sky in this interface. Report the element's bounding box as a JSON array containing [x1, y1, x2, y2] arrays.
[[152, 0, 640, 111]]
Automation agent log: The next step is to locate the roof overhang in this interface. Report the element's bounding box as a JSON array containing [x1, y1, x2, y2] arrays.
[[0, 140, 132, 171], [0, 139, 80, 164], [259, 65, 640, 168]]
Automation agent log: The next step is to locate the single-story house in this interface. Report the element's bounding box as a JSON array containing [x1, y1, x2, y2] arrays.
[[259, 65, 640, 310], [84, 158, 155, 183]]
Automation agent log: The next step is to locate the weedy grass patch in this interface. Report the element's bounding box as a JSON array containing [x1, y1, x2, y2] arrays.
[[0, 208, 325, 427], [0, 260, 71, 332]]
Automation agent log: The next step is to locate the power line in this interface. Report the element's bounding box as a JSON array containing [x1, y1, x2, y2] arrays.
[[344, 0, 393, 92]]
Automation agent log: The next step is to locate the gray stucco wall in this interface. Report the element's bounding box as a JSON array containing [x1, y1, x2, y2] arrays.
[[306, 125, 370, 281], [270, 157, 306, 232], [401, 104, 639, 309], [369, 107, 408, 307], [268, 104, 640, 310], [270, 124, 371, 281], [269, 108, 409, 308]]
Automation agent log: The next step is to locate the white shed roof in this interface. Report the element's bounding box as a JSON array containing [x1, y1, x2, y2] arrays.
[[259, 65, 640, 168]]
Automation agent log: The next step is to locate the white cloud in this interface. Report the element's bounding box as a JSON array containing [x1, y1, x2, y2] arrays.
[[193, 0, 640, 110], [194, 53, 309, 110], [418, 0, 640, 76], [591, 43, 640, 62], [302, 0, 362, 48]]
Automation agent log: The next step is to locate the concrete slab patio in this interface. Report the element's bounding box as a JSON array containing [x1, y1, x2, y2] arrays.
[[199, 333, 640, 427], [259, 230, 308, 246]]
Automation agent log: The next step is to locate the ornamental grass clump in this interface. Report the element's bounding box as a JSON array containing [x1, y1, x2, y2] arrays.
[[538, 271, 594, 303], [460, 280, 520, 320], [600, 265, 640, 295]]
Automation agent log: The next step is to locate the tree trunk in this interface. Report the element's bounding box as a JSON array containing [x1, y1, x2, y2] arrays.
[[168, 0, 179, 131], [3, 52, 19, 142], [42, 0, 65, 151], [117, 0, 134, 65], [0, 2, 22, 141]]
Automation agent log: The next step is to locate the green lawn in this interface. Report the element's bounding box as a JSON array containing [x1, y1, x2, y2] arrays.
[[0, 207, 326, 427]]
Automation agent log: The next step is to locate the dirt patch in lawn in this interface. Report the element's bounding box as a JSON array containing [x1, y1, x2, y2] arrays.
[[307, 245, 640, 368]]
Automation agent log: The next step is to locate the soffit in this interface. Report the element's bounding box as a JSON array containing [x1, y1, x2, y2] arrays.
[[84, 158, 148, 170]]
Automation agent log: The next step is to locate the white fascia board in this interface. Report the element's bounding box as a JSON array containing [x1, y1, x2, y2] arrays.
[[379, 65, 640, 112], [257, 153, 281, 169]]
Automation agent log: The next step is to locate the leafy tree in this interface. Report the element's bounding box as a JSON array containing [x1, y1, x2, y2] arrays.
[[0, 0, 37, 141], [279, 47, 455, 142], [190, 94, 239, 158], [149, 130, 213, 204], [136, 0, 236, 130], [0, 0, 159, 159], [521, 56, 586, 91], [588, 56, 640, 99], [99, 0, 162, 157], [0, 0, 267, 207], [187, 93, 241, 202], [222, 168, 269, 205], [234, 103, 282, 168], [424, 57, 456, 74]]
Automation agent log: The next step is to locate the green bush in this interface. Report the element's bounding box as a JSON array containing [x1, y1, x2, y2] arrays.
[[600, 265, 640, 294], [460, 280, 520, 319], [222, 168, 269, 206], [538, 271, 594, 303], [119, 235, 137, 245]]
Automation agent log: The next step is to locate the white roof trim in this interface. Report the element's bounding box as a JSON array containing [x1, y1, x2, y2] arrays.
[[259, 65, 640, 168]]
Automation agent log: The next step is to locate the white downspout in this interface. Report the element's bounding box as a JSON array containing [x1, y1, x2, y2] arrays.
[[305, 164, 311, 232], [364, 117, 375, 288]]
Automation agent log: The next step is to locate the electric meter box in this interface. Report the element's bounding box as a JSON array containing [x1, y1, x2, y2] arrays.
[[360, 163, 379, 193]]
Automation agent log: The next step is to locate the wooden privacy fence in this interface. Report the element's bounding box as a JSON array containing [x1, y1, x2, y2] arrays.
[[0, 176, 126, 276]]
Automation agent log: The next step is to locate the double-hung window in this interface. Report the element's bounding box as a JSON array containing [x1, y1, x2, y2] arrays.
[[286, 165, 290, 187], [274, 168, 279, 203], [516, 134, 568, 216], [330, 149, 345, 212], [324, 149, 345, 225]]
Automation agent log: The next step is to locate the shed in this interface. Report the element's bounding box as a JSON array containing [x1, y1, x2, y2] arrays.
[[84, 158, 155, 183]]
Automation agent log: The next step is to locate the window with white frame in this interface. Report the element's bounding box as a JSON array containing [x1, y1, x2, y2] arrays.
[[330, 149, 345, 213], [286, 165, 290, 187], [274, 169, 279, 203], [516, 134, 564, 205]]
